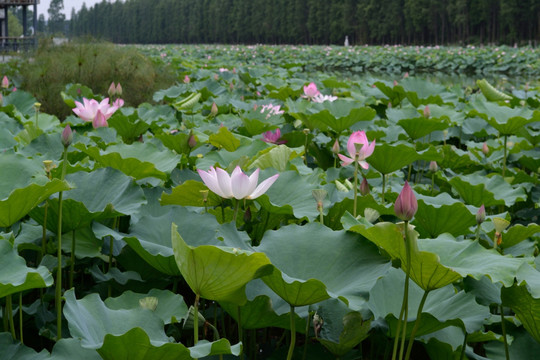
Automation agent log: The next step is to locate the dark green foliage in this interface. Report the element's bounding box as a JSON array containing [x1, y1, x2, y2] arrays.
[[19, 39, 174, 119], [69, 0, 540, 45]]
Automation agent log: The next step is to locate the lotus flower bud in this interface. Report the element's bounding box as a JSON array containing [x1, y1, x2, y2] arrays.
[[139, 296, 158, 311], [403, 72, 409, 78], [429, 161, 438, 172], [61, 124, 73, 147], [476, 204, 485, 224], [183, 75, 190, 83], [360, 178, 370, 196], [1, 75, 8, 89], [188, 133, 197, 148], [210, 102, 218, 117], [393, 80, 398, 87], [332, 139, 340, 154], [394, 181, 418, 221], [482, 142, 489, 155], [423, 105, 430, 119], [115, 83, 123, 96], [108, 82, 117, 97], [243, 205, 252, 223]]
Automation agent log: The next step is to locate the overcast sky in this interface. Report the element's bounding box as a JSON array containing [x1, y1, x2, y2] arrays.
[[40, 0, 122, 20]]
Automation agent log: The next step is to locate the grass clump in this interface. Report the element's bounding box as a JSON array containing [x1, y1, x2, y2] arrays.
[[20, 38, 174, 119]]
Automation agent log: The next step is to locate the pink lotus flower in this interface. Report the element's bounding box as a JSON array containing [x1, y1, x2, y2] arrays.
[[72, 98, 122, 128], [313, 94, 338, 103], [302, 82, 320, 100], [183, 75, 190, 83], [1, 76, 8, 89], [198, 166, 279, 200], [338, 131, 376, 169], [394, 181, 418, 221], [259, 104, 284, 118], [262, 128, 286, 145]]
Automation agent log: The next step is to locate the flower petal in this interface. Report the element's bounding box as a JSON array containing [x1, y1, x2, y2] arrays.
[[248, 173, 279, 199], [198, 167, 225, 197], [215, 167, 234, 198], [230, 166, 253, 199]]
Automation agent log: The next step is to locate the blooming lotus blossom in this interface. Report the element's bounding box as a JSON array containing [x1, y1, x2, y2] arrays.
[[262, 128, 286, 145], [394, 181, 418, 221], [259, 104, 284, 118], [72, 98, 122, 128], [198, 166, 279, 200], [302, 82, 320, 100], [338, 131, 376, 169], [313, 94, 338, 103]]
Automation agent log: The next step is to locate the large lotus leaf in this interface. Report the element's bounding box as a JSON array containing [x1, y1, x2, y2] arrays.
[[107, 113, 150, 143], [208, 126, 241, 152], [75, 143, 180, 180], [171, 223, 273, 304], [195, 141, 267, 170], [160, 180, 223, 207], [247, 144, 303, 172], [397, 117, 450, 140], [468, 100, 538, 135], [123, 206, 228, 275], [448, 172, 527, 207], [367, 142, 440, 175], [514, 149, 540, 172], [0, 239, 53, 298], [63, 289, 169, 349], [156, 132, 194, 155], [413, 193, 477, 238], [256, 223, 391, 307], [105, 289, 188, 325], [490, 223, 540, 249], [3, 90, 37, 117], [49, 339, 101, 359], [401, 78, 449, 105], [220, 279, 308, 330], [369, 268, 489, 337], [61, 227, 102, 259], [437, 145, 481, 171], [88, 264, 143, 285], [501, 282, 540, 343], [344, 216, 526, 290], [485, 326, 540, 360], [308, 106, 376, 134], [0, 153, 51, 195], [0, 333, 49, 360], [374, 81, 406, 106], [0, 178, 71, 228], [30, 168, 146, 232], [463, 276, 503, 306], [256, 170, 324, 220], [18, 133, 64, 163], [316, 298, 371, 357], [137, 104, 177, 128]]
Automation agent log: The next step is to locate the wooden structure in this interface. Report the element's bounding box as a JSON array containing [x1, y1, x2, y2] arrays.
[[0, 0, 38, 52]]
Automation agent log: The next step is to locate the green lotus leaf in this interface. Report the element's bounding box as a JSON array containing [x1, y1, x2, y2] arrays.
[[437, 145, 481, 171], [61, 227, 102, 259], [344, 216, 526, 290], [247, 144, 303, 172], [501, 282, 540, 343], [0, 153, 49, 198], [514, 149, 540, 172], [30, 168, 146, 233], [308, 106, 376, 134], [463, 276, 503, 306], [63, 289, 169, 349], [88, 264, 143, 285], [75, 142, 180, 180], [0, 333, 49, 360], [160, 180, 223, 207], [17, 133, 64, 163], [189, 339, 242, 358], [370, 268, 489, 337], [484, 326, 540, 360], [0, 238, 53, 298], [0, 177, 71, 228], [316, 298, 371, 357], [367, 142, 421, 175], [448, 172, 527, 207], [374, 81, 406, 107], [469, 100, 537, 135], [49, 338, 101, 360], [108, 113, 150, 144], [138, 103, 178, 128], [208, 126, 241, 152], [401, 78, 450, 106], [156, 132, 195, 155], [257, 223, 391, 307], [494, 223, 540, 249], [3, 90, 38, 117], [397, 117, 450, 140], [413, 193, 477, 238], [171, 223, 273, 304], [105, 289, 188, 325]]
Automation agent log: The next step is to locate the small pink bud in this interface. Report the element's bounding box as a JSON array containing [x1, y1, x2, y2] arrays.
[[404, 72, 409, 78], [188, 133, 197, 148], [11, 87, 16, 92], [393, 80, 398, 86], [115, 83, 123, 96], [476, 204, 486, 224], [429, 161, 438, 172], [360, 178, 370, 196], [332, 139, 340, 154], [394, 181, 418, 221], [482, 142, 489, 155], [108, 82, 116, 97], [210, 102, 218, 117], [423, 105, 430, 119], [183, 75, 190, 83], [61, 124, 73, 147], [1, 75, 8, 89]]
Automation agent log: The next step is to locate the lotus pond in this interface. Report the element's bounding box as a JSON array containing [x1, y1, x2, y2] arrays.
[[0, 44, 540, 360]]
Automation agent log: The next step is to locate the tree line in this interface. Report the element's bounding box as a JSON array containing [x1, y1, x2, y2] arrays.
[[68, 0, 540, 46]]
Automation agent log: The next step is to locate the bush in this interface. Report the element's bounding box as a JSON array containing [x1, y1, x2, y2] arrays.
[[19, 38, 175, 119]]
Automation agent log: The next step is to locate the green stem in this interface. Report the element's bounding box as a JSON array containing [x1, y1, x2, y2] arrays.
[[194, 294, 200, 345], [56, 146, 69, 340], [407, 164, 412, 182], [459, 332, 468, 360], [69, 229, 75, 289], [19, 292, 23, 344], [3, 300, 8, 332], [238, 306, 244, 360], [381, 173, 386, 205], [353, 155, 359, 217], [392, 295, 407, 360], [399, 222, 413, 360], [404, 290, 430, 360], [431, 173, 435, 195], [7, 295, 15, 339], [287, 305, 296, 360], [232, 199, 240, 223], [319, 206, 324, 224], [501, 305, 510, 360], [40, 202, 48, 264], [303, 312, 312, 360], [502, 134, 507, 178], [109, 217, 118, 272]]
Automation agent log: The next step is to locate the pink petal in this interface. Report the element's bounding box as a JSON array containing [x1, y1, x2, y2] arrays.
[[215, 167, 234, 198], [230, 166, 253, 199], [248, 173, 279, 199], [338, 154, 354, 166], [198, 167, 226, 198]]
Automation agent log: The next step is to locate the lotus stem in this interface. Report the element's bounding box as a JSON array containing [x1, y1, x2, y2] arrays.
[[194, 294, 200, 344], [69, 229, 75, 289], [303, 312, 312, 360], [233, 199, 240, 223], [502, 134, 507, 178], [405, 289, 430, 360], [238, 306, 244, 360], [353, 154, 359, 217], [393, 221, 411, 360], [19, 292, 23, 344], [2, 300, 7, 332], [431, 173, 435, 195], [40, 202, 48, 265], [501, 305, 510, 360], [459, 332, 468, 360], [287, 305, 296, 360], [7, 295, 15, 339], [381, 173, 386, 205], [56, 146, 69, 340], [109, 217, 118, 272]]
